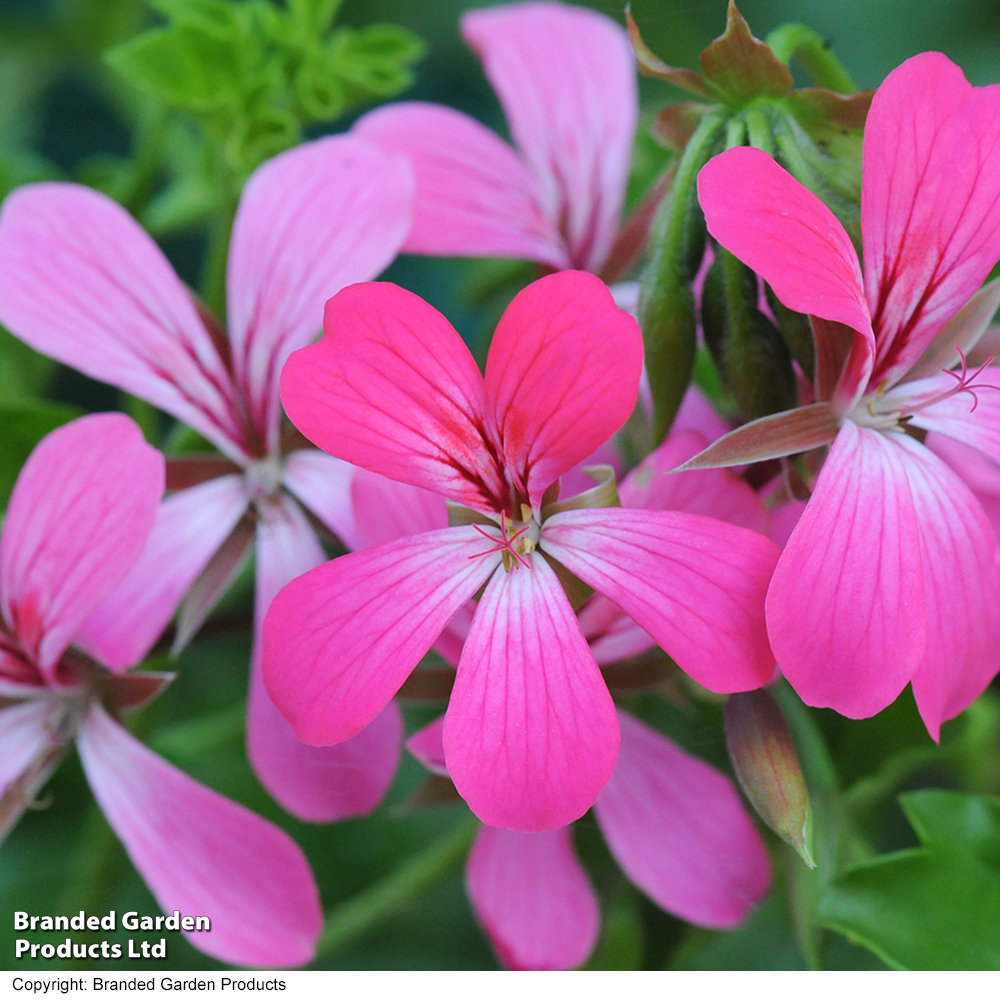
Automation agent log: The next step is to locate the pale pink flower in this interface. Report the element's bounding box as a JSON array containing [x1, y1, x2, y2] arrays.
[[694, 52, 1000, 736], [353, 0, 637, 275], [265, 270, 778, 832], [0, 136, 414, 821], [0, 414, 321, 967], [408, 711, 771, 971]]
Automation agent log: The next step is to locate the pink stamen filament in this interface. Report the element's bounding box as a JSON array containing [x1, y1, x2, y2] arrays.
[[468, 511, 531, 569], [929, 348, 1000, 414]]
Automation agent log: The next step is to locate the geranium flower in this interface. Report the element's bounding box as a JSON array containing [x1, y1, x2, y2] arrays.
[[353, 0, 637, 275], [407, 710, 771, 970], [360, 422, 773, 969], [265, 269, 779, 831], [0, 136, 413, 821], [693, 52, 1000, 736], [0, 414, 320, 967]]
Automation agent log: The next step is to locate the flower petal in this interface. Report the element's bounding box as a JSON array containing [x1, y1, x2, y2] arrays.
[[0, 184, 245, 460], [77, 704, 321, 967], [466, 825, 599, 970], [227, 136, 413, 452], [906, 367, 1000, 467], [595, 711, 771, 928], [281, 450, 360, 550], [926, 433, 1000, 534], [904, 277, 1000, 382], [262, 526, 499, 745], [443, 553, 619, 832], [483, 271, 643, 510], [76, 476, 247, 671], [767, 422, 925, 717], [621, 429, 769, 533], [541, 508, 778, 692], [698, 147, 872, 344], [895, 439, 1000, 739], [862, 54, 1000, 385], [462, 2, 637, 272], [353, 103, 566, 267], [281, 282, 506, 513], [0, 698, 54, 794], [406, 716, 449, 777], [248, 495, 402, 822], [0, 414, 163, 673], [350, 467, 448, 549]]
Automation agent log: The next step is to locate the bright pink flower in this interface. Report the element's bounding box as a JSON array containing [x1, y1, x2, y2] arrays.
[[353, 1, 637, 274], [266, 270, 778, 831], [0, 136, 412, 820], [0, 415, 321, 967], [408, 711, 771, 970], [695, 52, 1000, 736]]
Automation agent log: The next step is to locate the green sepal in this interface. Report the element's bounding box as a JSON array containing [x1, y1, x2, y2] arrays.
[[698, 1, 793, 105], [542, 465, 620, 518]]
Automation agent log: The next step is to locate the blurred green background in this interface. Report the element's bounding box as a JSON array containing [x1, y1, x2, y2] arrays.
[[2, 0, 1000, 973]]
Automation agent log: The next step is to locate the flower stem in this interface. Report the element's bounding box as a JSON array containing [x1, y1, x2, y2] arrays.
[[314, 815, 478, 958]]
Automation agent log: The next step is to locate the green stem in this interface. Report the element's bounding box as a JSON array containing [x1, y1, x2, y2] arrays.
[[765, 24, 857, 94], [315, 815, 478, 958], [743, 104, 775, 156]]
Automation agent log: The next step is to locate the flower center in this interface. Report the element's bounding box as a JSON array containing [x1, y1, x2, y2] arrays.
[[469, 508, 541, 572], [243, 455, 284, 502], [850, 348, 999, 432]]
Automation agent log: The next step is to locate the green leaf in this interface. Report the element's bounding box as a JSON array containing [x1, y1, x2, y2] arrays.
[[150, 0, 244, 38], [332, 25, 425, 103], [818, 791, 1000, 969], [0, 402, 83, 508], [106, 25, 244, 112]]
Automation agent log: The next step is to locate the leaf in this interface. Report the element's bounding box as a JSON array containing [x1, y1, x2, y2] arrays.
[[817, 791, 1000, 969], [0, 402, 82, 508], [332, 25, 425, 103], [106, 25, 244, 113]]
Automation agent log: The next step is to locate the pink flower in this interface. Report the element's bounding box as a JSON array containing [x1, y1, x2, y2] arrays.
[[408, 711, 771, 970], [353, 0, 637, 275], [695, 52, 1000, 737], [0, 136, 413, 821], [265, 269, 778, 832], [0, 415, 321, 967]]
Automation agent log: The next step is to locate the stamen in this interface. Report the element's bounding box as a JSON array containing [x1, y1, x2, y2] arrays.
[[467, 511, 531, 569], [934, 348, 999, 413]]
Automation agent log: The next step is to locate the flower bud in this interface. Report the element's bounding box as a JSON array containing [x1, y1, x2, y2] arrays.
[[725, 688, 815, 867], [701, 247, 798, 421]]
